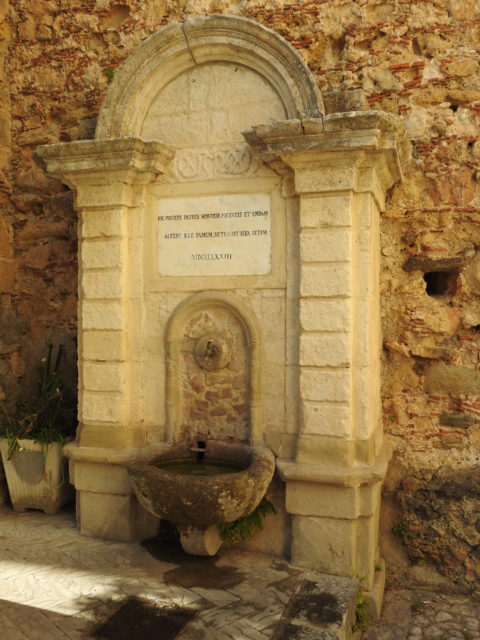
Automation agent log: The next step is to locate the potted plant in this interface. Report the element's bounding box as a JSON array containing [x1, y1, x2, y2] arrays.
[[0, 344, 76, 515]]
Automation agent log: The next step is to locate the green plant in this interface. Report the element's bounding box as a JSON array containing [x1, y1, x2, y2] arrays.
[[392, 522, 407, 537], [1, 344, 76, 459], [353, 591, 368, 631], [106, 67, 115, 83], [218, 498, 276, 544]]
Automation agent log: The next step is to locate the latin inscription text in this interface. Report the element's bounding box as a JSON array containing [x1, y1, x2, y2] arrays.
[[157, 194, 271, 277]]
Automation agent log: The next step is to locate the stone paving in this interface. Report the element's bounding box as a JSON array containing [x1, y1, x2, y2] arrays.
[[0, 505, 357, 640], [363, 587, 480, 640], [3, 504, 480, 640]]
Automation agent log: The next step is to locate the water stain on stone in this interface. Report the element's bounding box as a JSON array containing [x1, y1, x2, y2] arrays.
[[287, 581, 342, 626], [141, 528, 245, 589], [164, 562, 244, 589], [92, 596, 195, 640], [141, 527, 187, 565]]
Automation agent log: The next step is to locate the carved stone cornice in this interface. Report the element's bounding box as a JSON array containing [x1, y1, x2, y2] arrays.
[[34, 137, 174, 188], [243, 111, 409, 203], [34, 137, 174, 209]]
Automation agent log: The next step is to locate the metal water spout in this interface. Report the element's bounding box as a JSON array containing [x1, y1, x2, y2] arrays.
[[189, 440, 207, 459]]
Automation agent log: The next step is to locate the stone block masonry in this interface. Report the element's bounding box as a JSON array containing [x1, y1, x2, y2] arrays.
[[1, 0, 480, 589]]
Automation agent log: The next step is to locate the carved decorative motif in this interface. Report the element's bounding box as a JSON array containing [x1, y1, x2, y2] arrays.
[[194, 333, 232, 371], [173, 144, 254, 181]]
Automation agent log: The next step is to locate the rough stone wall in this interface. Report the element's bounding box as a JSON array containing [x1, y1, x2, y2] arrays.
[[179, 307, 249, 443], [2, 0, 480, 586]]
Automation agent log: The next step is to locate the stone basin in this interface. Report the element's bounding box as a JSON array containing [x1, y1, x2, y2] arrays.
[[128, 441, 275, 528]]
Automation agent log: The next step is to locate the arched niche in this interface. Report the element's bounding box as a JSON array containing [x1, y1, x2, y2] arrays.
[[96, 14, 323, 141], [164, 291, 262, 446]]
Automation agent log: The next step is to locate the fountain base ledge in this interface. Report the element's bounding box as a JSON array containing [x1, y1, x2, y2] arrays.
[[63, 439, 391, 594]]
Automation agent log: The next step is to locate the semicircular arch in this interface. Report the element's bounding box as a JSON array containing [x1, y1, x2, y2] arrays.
[[96, 14, 323, 139], [164, 291, 263, 446]]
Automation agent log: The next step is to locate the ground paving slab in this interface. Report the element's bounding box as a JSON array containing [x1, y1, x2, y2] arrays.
[[362, 587, 480, 640], [0, 506, 357, 640], [3, 506, 479, 640]]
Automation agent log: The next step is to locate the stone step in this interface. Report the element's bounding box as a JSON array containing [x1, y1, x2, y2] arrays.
[[271, 572, 359, 640]]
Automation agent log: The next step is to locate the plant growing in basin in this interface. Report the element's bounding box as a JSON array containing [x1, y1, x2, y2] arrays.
[[218, 497, 276, 545], [0, 344, 76, 515]]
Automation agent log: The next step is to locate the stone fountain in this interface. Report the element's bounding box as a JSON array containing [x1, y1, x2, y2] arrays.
[[129, 440, 275, 555], [35, 13, 407, 604]]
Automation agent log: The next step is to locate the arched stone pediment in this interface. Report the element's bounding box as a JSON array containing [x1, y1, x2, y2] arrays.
[[95, 14, 323, 141]]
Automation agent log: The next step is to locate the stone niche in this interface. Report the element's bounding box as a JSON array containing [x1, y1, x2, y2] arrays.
[[35, 14, 407, 596]]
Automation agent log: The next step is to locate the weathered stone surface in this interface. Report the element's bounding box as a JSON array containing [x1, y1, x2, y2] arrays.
[[424, 364, 480, 395], [0, 259, 16, 293], [76, 117, 97, 140], [23, 245, 51, 270], [274, 624, 335, 639], [0, 218, 12, 259], [273, 573, 357, 640], [403, 254, 471, 272], [362, 589, 412, 640], [373, 69, 400, 92], [14, 164, 63, 194], [16, 124, 59, 147], [322, 88, 369, 114], [439, 412, 479, 428], [0, 107, 10, 146], [128, 442, 275, 528], [395, 466, 480, 588]]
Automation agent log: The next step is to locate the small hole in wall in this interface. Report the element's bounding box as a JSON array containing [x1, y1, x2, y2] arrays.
[[450, 104, 458, 112], [424, 271, 458, 297], [471, 325, 480, 332], [197, 440, 206, 461]]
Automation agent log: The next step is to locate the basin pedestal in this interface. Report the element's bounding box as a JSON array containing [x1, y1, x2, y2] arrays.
[[178, 525, 223, 556]]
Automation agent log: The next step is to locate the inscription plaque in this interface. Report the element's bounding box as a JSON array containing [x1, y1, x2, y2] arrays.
[[157, 193, 271, 277]]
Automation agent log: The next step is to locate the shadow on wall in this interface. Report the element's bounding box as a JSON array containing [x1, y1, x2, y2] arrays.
[[0, 328, 78, 436]]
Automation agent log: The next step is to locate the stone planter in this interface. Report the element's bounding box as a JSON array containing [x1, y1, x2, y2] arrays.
[[0, 438, 74, 515]]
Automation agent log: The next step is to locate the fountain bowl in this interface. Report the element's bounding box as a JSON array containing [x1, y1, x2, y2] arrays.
[[128, 441, 275, 527]]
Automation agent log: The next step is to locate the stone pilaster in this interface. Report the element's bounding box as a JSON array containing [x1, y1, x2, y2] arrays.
[[35, 138, 173, 539], [245, 112, 407, 587]]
